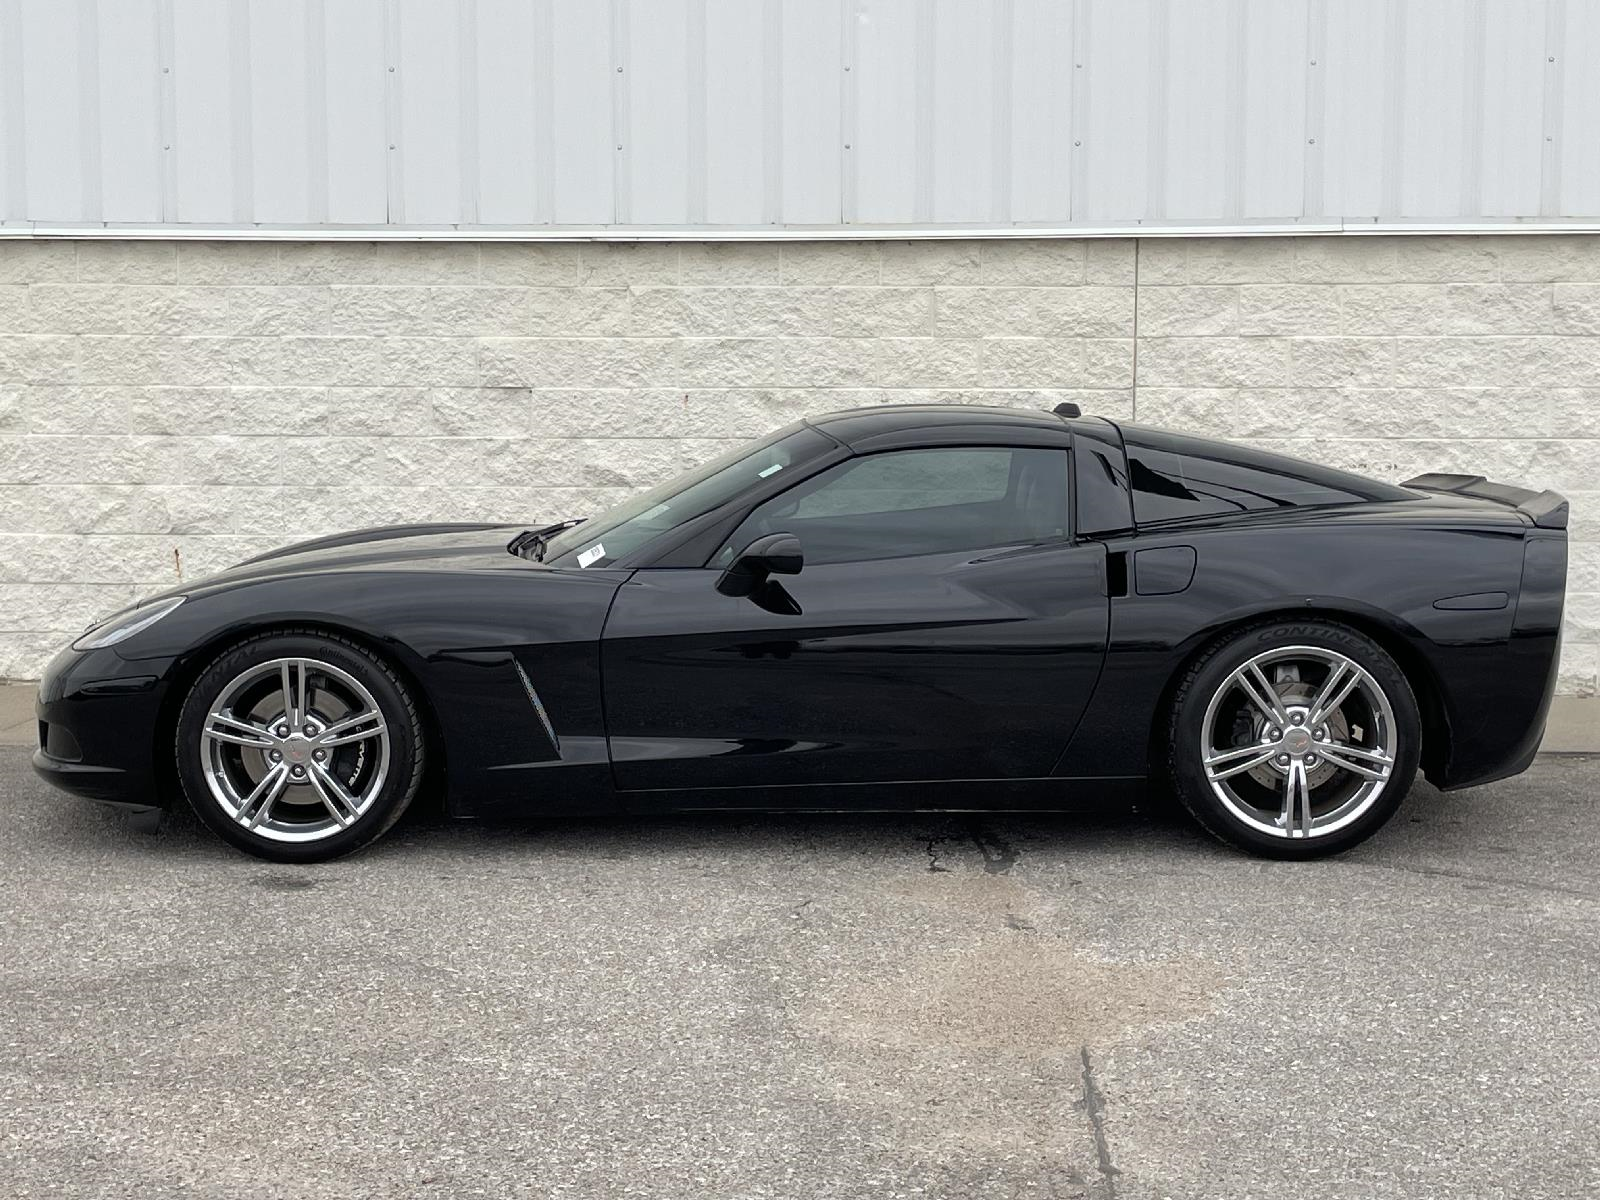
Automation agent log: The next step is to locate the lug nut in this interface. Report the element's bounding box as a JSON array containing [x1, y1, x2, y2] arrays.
[[1306, 755, 1319, 767], [313, 749, 326, 762], [1266, 727, 1280, 740], [1290, 713, 1304, 725], [268, 750, 281, 762], [276, 725, 289, 737], [305, 724, 319, 736], [1278, 754, 1291, 765], [291, 765, 305, 777]]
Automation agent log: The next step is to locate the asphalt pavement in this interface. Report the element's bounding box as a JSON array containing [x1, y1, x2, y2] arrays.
[[2, 745, 1597, 1200]]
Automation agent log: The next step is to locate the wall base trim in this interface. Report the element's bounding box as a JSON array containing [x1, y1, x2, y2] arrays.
[[7, 220, 1600, 243]]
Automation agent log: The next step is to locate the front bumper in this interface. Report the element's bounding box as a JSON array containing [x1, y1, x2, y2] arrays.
[[32, 643, 169, 807]]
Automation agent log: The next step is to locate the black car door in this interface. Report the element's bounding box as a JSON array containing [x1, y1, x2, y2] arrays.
[[599, 444, 1110, 796]]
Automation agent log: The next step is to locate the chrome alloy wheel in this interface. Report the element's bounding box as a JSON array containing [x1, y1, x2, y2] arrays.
[[199, 657, 390, 843], [1199, 645, 1398, 840]]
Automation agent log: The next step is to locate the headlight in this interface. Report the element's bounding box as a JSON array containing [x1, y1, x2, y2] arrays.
[[72, 596, 187, 651]]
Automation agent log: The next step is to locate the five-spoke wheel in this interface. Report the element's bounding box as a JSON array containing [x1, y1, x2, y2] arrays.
[[199, 657, 391, 841], [1168, 621, 1419, 858], [177, 632, 424, 862]]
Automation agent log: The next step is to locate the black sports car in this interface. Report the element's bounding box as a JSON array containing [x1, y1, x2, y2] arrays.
[[34, 404, 1567, 863]]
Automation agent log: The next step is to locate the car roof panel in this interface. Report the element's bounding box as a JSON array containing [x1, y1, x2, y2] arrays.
[[804, 404, 1070, 449]]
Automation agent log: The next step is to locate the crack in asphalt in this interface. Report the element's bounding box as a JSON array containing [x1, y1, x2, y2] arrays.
[[922, 821, 1022, 875], [1078, 1045, 1119, 1200]]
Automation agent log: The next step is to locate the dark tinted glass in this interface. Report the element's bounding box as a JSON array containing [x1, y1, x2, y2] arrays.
[[715, 447, 1070, 567], [546, 425, 834, 567], [1125, 429, 1402, 526]]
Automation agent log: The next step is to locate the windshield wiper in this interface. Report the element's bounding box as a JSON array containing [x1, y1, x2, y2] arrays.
[[508, 519, 585, 562]]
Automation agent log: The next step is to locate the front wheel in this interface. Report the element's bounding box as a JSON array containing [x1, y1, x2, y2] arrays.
[[1166, 620, 1420, 859], [175, 631, 425, 862]]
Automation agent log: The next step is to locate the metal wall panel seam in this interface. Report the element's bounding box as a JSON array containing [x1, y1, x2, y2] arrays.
[[1130, 235, 1139, 421], [989, 0, 1013, 225], [1379, 0, 1406, 218], [0, 0, 23, 222], [77, 0, 102, 223], [1147, 0, 1171, 221], [381, 0, 403, 224], [1540, 0, 1567, 217], [11, 4, 1600, 234], [229, 0, 253, 224], [686, 0, 707, 226], [761, 0, 781, 225], [1068, 0, 1090, 223], [1221, 0, 1245, 221], [458, 0, 480, 226], [17, 218, 1600, 241], [1459, 0, 1486, 218], [1301, 0, 1326, 219], [839, 0, 858, 225], [532, 0, 553, 225], [610, 0, 630, 225], [156, 0, 177, 223], [305, 0, 329, 225], [913, 0, 935, 224]]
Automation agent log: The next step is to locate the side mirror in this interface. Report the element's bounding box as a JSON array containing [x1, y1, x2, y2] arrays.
[[716, 533, 803, 598]]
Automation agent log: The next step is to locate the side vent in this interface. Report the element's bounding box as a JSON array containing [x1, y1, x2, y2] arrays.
[[1105, 550, 1129, 598], [512, 660, 561, 756]]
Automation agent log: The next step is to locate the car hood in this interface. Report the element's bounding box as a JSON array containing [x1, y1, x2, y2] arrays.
[[93, 521, 625, 666], [188, 522, 563, 595]]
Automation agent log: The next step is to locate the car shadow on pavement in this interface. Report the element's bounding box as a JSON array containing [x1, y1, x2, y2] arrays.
[[10, 743, 1485, 873]]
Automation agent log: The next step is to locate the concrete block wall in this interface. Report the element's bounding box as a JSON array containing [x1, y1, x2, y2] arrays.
[[0, 235, 1594, 690]]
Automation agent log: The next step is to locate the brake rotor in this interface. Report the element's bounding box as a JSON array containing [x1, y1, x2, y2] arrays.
[[240, 703, 367, 808], [1243, 679, 1351, 790]]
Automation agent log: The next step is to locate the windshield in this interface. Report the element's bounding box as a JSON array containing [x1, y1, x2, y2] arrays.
[[542, 424, 835, 568]]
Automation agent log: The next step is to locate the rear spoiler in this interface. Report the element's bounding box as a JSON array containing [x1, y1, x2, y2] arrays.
[[1402, 473, 1569, 530]]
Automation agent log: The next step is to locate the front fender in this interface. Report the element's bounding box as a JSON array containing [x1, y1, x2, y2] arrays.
[[113, 568, 630, 818]]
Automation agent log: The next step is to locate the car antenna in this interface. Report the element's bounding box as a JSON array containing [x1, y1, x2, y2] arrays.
[[1052, 402, 1082, 418]]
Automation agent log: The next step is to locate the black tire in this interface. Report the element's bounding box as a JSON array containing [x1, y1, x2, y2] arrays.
[[1165, 619, 1420, 860], [175, 630, 425, 863]]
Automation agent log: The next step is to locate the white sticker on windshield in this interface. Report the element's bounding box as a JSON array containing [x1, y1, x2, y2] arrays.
[[576, 543, 606, 568], [758, 463, 783, 478]]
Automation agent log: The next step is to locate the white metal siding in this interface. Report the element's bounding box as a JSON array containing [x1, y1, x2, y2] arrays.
[[2, 0, 1598, 235]]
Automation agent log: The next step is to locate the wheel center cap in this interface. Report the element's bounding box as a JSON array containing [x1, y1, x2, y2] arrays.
[[1282, 727, 1313, 756], [281, 736, 313, 765]]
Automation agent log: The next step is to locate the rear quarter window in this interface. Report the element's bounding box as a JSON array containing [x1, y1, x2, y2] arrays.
[[1125, 429, 1397, 526]]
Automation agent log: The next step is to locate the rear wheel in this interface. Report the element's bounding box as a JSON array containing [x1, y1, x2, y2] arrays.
[[175, 631, 425, 862], [1166, 620, 1420, 859]]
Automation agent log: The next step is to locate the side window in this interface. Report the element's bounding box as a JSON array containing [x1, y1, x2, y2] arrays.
[[1127, 431, 1371, 525], [790, 448, 1012, 517], [715, 447, 1070, 567]]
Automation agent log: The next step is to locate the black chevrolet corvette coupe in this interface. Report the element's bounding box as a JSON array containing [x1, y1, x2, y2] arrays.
[[35, 404, 1567, 863]]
